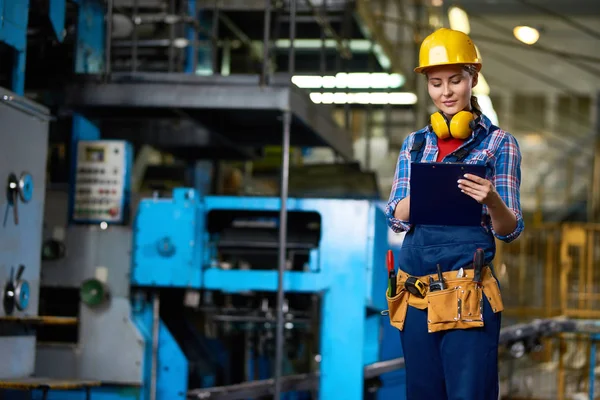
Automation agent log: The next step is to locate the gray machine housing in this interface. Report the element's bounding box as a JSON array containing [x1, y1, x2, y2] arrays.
[[0, 88, 50, 378], [37, 192, 144, 385]]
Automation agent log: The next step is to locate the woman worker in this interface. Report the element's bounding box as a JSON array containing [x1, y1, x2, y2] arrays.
[[385, 28, 524, 399]]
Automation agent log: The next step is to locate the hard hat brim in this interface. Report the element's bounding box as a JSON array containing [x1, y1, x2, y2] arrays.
[[414, 61, 482, 74]]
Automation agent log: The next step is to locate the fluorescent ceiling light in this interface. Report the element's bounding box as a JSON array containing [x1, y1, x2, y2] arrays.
[[309, 92, 417, 105], [292, 73, 405, 89], [448, 6, 470, 34], [513, 26, 540, 45]]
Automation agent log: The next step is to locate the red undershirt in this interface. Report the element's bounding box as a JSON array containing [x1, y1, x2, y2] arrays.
[[436, 137, 466, 162]]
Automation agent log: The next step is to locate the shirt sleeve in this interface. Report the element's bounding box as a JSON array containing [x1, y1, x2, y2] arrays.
[[491, 134, 525, 243], [385, 133, 414, 233]]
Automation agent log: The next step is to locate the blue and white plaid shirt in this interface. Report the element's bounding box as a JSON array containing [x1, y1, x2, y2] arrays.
[[385, 114, 524, 243]]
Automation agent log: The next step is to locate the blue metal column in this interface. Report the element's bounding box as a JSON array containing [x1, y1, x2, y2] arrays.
[[185, 0, 197, 74], [318, 203, 372, 400]]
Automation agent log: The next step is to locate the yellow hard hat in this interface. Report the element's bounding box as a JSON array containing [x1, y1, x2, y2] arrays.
[[414, 28, 482, 74]]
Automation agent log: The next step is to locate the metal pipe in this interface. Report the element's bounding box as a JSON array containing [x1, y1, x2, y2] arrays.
[[274, 2, 296, 398], [261, 0, 272, 85], [189, 0, 198, 73], [150, 292, 160, 400], [319, 0, 327, 74], [212, 0, 220, 74], [365, 38, 374, 170], [131, 0, 138, 72], [105, 0, 114, 80], [303, 0, 351, 59], [342, 0, 351, 132], [168, 0, 175, 72]]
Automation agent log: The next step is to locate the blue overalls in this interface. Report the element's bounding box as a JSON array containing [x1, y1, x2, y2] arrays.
[[397, 126, 502, 400]]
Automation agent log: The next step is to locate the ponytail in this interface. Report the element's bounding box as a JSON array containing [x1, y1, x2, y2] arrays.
[[470, 95, 482, 116]]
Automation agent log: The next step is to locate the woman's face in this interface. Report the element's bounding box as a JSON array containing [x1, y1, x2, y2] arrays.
[[426, 65, 477, 118]]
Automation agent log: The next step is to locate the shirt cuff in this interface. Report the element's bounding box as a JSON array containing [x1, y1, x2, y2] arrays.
[[491, 210, 524, 243], [386, 198, 412, 233]]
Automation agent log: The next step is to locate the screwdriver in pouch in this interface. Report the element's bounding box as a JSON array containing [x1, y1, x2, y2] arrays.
[[473, 248, 485, 286], [386, 250, 397, 297]]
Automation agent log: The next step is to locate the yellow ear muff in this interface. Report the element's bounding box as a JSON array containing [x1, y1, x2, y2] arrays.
[[449, 111, 475, 139], [430, 110, 475, 140], [430, 112, 451, 140]]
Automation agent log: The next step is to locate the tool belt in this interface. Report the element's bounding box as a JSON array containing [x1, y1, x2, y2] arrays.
[[383, 266, 504, 333]]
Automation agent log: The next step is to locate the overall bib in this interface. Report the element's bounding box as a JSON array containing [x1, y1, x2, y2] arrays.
[[397, 224, 501, 400]]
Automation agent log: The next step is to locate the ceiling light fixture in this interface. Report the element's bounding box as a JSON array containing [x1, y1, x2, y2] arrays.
[[309, 92, 417, 106], [513, 26, 540, 45], [292, 73, 405, 90], [448, 6, 470, 34]]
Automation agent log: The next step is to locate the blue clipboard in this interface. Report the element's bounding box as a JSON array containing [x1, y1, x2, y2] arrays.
[[409, 162, 486, 226]]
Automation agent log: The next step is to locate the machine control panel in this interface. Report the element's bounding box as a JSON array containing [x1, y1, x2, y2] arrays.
[[71, 140, 132, 224]]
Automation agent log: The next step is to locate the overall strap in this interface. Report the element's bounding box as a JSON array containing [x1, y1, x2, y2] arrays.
[[410, 131, 426, 163]]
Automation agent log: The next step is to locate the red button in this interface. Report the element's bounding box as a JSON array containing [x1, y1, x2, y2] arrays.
[[108, 207, 119, 217]]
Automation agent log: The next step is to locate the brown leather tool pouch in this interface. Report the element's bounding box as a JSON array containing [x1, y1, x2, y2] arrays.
[[482, 274, 504, 314], [426, 268, 504, 333], [384, 288, 409, 331]]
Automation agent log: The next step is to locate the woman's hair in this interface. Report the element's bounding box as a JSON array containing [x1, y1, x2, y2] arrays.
[[463, 65, 482, 116], [470, 94, 482, 115]]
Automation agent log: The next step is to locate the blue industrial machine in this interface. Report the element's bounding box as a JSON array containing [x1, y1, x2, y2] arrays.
[[134, 189, 390, 399], [0, 0, 408, 399], [32, 183, 402, 400]]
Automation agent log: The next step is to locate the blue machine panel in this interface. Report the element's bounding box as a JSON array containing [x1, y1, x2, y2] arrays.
[[70, 140, 132, 225], [0, 0, 29, 50], [49, 0, 66, 41], [75, 0, 105, 73], [132, 189, 203, 288], [0, 0, 29, 93]]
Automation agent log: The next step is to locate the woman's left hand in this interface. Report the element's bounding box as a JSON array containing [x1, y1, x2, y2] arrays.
[[458, 174, 499, 207]]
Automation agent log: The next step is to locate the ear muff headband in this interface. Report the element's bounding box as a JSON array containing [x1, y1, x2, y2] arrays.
[[430, 111, 475, 140]]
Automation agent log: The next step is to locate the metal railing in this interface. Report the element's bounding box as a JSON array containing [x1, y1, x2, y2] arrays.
[[496, 223, 600, 320], [495, 223, 600, 399]]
